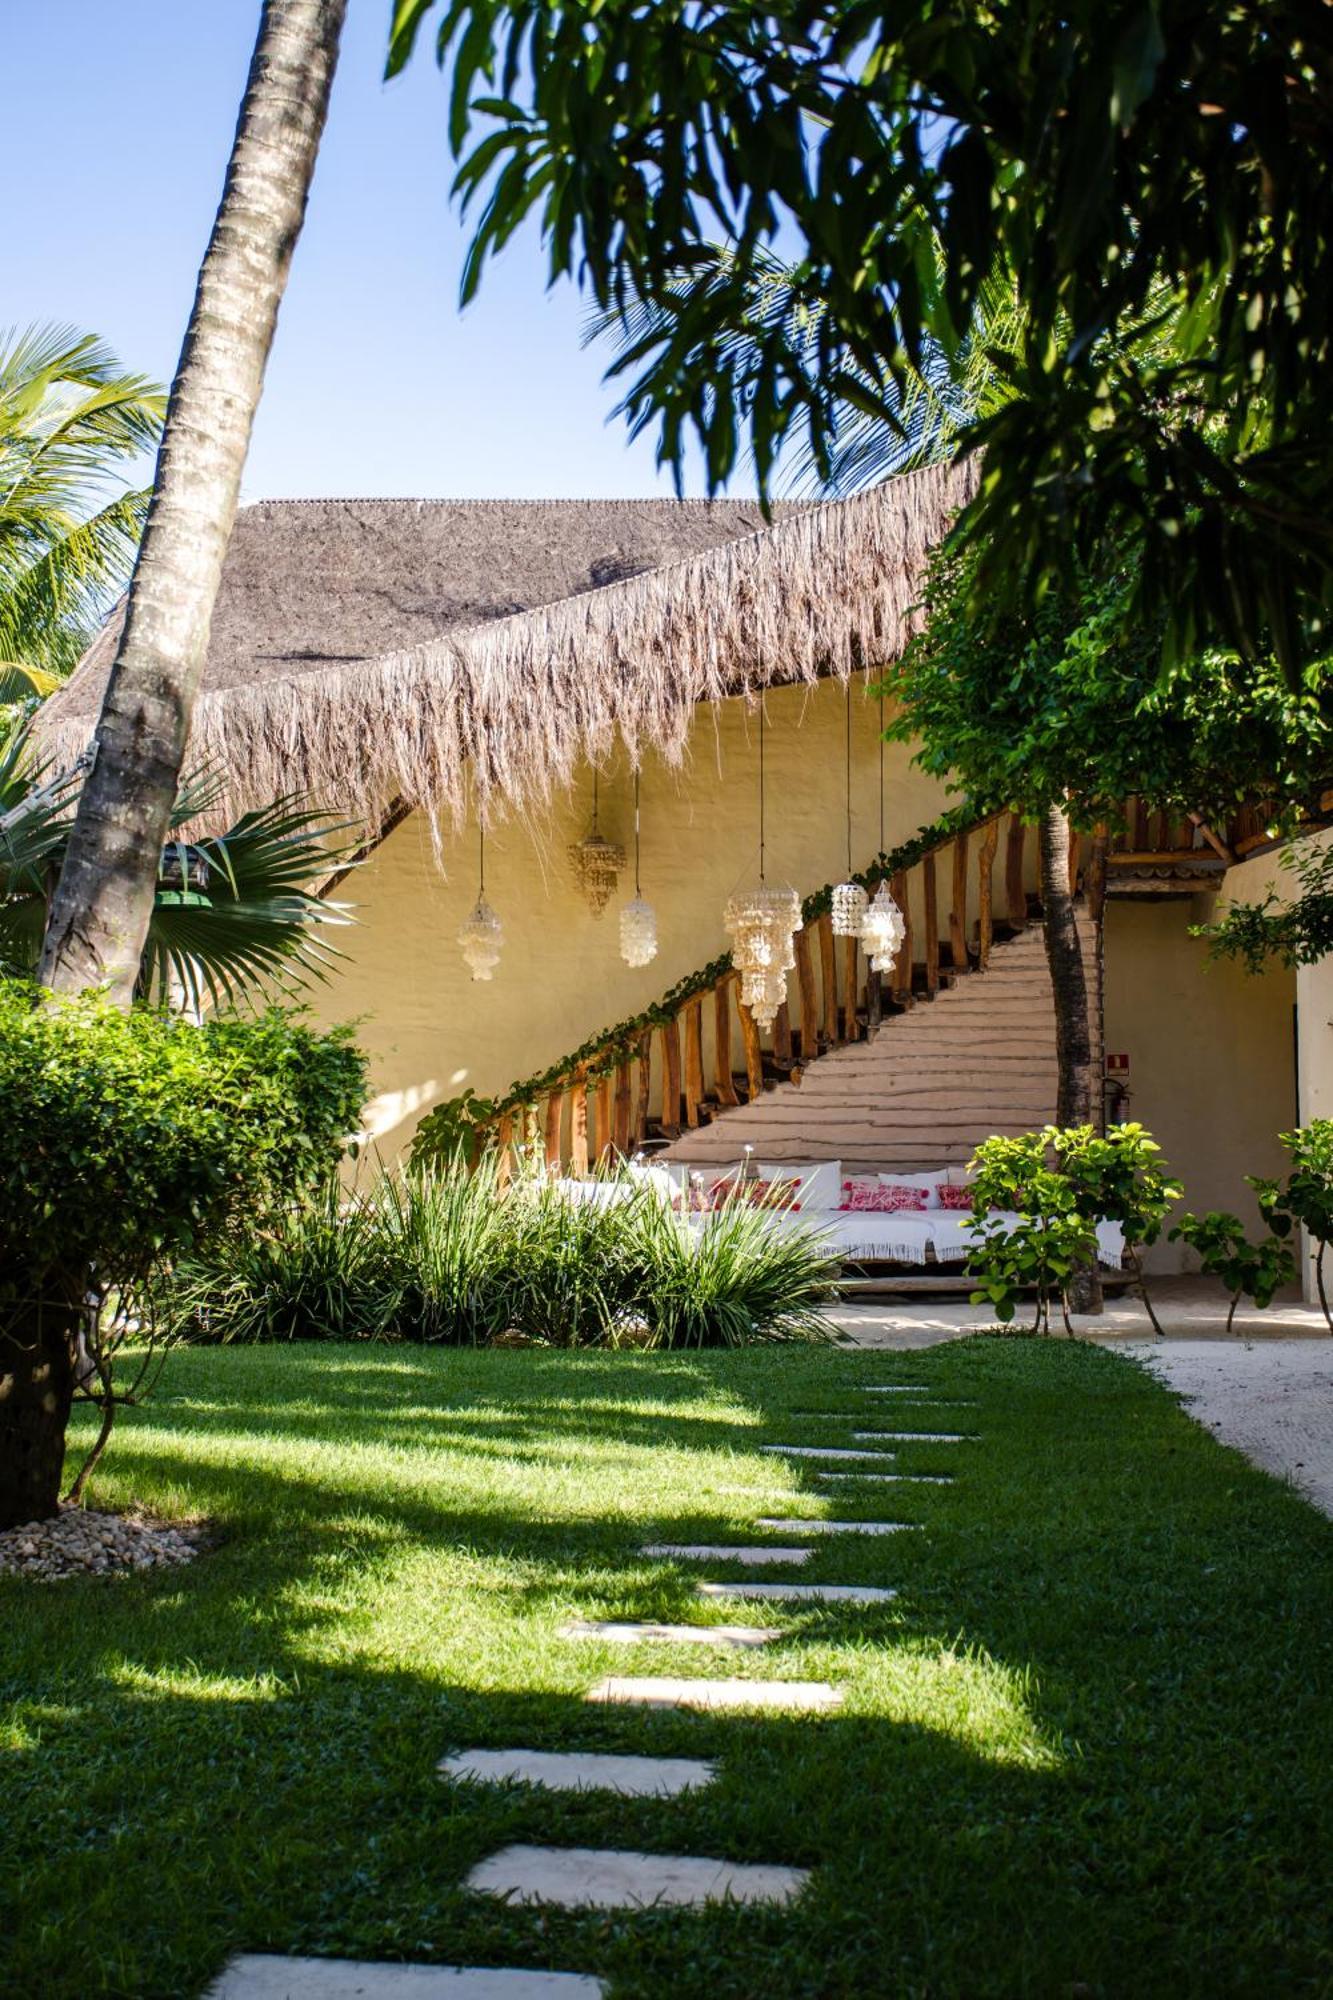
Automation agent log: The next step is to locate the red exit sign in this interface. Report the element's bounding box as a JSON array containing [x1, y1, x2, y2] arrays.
[[1105, 1053, 1130, 1073]]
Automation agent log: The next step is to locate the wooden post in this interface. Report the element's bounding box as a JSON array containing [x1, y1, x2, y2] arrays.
[[866, 965, 883, 1036], [496, 1113, 514, 1188], [683, 1001, 705, 1128], [892, 870, 912, 1007], [818, 913, 839, 1044], [595, 1072, 613, 1162], [1067, 817, 1082, 894], [633, 1030, 653, 1146], [978, 818, 999, 970], [773, 999, 793, 1064], [1133, 795, 1151, 850], [738, 998, 763, 1101], [950, 830, 969, 971], [659, 1018, 682, 1136], [570, 1074, 589, 1177], [794, 925, 819, 1058], [543, 1087, 564, 1170], [1087, 823, 1109, 924], [713, 978, 739, 1106], [613, 1060, 632, 1155], [923, 851, 939, 995], [841, 932, 860, 1039], [1005, 815, 1027, 928]]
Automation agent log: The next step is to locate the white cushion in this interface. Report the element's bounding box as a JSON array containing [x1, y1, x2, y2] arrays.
[[755, 1161, 842, 1211]]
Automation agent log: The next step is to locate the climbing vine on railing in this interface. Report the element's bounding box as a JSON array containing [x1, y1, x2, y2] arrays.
[[410, 801, 984, 1165]]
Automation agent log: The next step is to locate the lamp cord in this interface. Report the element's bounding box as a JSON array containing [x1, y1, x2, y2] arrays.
[[634, 767, 641, 896], [758, 697, 766, 883], [878, 688, 885, 859], [846, 680, 854, 877]]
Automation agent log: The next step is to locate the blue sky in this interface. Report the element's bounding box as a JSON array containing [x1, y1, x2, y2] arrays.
[[4, 0, 717, 500]]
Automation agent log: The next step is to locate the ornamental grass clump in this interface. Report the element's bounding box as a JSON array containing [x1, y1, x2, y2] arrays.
[[618, 1192, 837, 1348]]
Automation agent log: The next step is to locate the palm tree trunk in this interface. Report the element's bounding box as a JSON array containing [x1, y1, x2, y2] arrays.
[[37, 0, 347, 1004], [1038, 803, 1103, 1315]]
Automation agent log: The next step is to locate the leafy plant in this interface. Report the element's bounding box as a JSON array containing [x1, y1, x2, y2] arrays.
[[1169, 1210, 1296, 1335], [619, 1193, 836, 1348], [1250, 1122, 1333, 1333], [0, 979, 367, 1523], [1198, 841, 1333, 976], [1055, 1124, 1183, 1336], [966, 1135, 1098, 1335]]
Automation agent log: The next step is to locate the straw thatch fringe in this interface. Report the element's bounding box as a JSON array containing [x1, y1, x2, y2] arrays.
[[36, 460, 976, 839]]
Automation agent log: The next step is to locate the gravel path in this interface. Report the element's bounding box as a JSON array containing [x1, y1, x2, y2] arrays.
[[1128, 1339, 1333, 1521]]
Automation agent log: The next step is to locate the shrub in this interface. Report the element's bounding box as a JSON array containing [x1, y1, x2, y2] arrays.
[[1252, 1121, 1333, 1332], [0, 978, 366, 1523], [1169, 1209, 1296, 1332], [619, 1194, 837, 1347]]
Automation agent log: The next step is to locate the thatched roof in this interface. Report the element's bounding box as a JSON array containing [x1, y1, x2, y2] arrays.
[[39, 464, 974, 833]]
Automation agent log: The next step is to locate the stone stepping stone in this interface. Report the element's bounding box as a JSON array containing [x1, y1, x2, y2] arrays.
[[853, 1431, 974, 1444], [759, 1444, 897, 1461], [861, 1385, 927, 1392], [697, 1581, 896, 1605], [206, 1957, 605, 1998], [587, 1675, 843, 1712], [641, 1543, 813, 1565], [817, 1471, 953, 1485], [466, 1843, 810, 1910], [558, 1619, 779, 1648], [756, 1517, 919, 1536], [439, 1748, 716, 1797]]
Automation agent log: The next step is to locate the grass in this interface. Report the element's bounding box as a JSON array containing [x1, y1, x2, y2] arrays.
[[4, 1337, 1332, 1998]]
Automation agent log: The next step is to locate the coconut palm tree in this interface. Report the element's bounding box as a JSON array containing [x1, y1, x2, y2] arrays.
[[39, 0, 348, 1006], [1, 719, 352, 1010], [0, 324, 164, 701]]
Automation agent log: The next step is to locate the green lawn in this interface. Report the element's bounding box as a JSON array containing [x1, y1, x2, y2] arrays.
[[4, 1338, 1331, 1998]]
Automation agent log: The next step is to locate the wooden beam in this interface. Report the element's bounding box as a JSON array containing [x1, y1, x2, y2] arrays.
[[1005, 815, 1027, 928], [841, 932, 860, 1039], [595, 1072, 613, 1161], [683, 1001, 705, 1127], [977, 818, 999, 969], [570, 1078, 589, 1177], [1189, 814, 1236, 866], [713, 977, 739, 1105], [950, 830, 968, 971], [892, 870, 912, 1007], [923, 852, 939, 994], [773, 998, 793, 1064], [818, 913, 839, 1044], [613, 1060, 632, 1155], [1087, 824, 1109, 924], [794, 924, 819, 1057], [633, 1030, 653, 1146], [866, 964, 883, 1036], [496, 1112, 513, 1188], [658, 1019, 682, 1136], [1067, 818, 1081, 894], [543, 1087, 564, 1170], [738, 998, 763, 1101]]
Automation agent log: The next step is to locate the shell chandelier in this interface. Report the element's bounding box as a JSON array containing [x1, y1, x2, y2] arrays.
[[619, 768, 659, 967], [569, 769, 626, 918], [723, 699, 800, 1031], [831, 680, 869, 936], [458, 827, 504, 980]]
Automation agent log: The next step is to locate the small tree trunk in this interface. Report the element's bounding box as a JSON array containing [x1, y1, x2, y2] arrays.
[[0, 1292, 81, 1529], [1038, 804, 1103, 1315], [38, 0, 347, 1005]]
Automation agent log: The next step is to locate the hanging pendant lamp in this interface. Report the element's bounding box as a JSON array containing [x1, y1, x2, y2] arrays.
[[858, 687, 906, 974], [723, 697, 800, 1031], [831, 681, 869, 936], [619, 767, 659, 967], [458, 825, 504, 980], [569, 769, 626, 918]]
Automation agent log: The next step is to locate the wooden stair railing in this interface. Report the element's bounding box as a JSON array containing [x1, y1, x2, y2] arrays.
[[492, 807, 1087, 1172]]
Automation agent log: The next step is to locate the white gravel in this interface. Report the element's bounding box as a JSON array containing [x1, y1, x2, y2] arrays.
[[0, 1505, 208, 1581], [1128, 1339, 1333, 1520]]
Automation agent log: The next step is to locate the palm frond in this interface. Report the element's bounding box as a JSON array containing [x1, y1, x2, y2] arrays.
[[0, 490, 148, 676]]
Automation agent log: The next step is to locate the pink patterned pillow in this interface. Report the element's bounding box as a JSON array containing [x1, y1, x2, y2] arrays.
[[936, 1182, 977, 1211], [840, 1180, 929, 1213]]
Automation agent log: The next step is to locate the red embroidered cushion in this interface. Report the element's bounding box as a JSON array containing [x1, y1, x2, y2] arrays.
[[840, 1180, 929, 1213], [936, 1183, 977, 1211], [741, 1178, 802, 1210]]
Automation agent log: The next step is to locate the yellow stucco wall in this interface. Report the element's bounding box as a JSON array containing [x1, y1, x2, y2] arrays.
[[307, 678, 949, 1159], [1103, 890, 1296, 1271]]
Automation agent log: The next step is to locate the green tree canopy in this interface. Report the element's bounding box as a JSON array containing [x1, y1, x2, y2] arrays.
[[0, 324, 164, 697], [390, 0, 1331, 676]]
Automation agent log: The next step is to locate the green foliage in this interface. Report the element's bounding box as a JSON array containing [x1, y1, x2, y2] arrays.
[[966, 1123, 1179, 1331], [167, 1159, 834, 1350], [0, 323, 163, 687], [1248, 1122, 1333, 1332], [410, 801, 974, 1164], [390, 0, 1332, 675], [883, 541, 1332, 830], [0, 719, 355, 1005], [0, 978, 367, 1305], [1197, 839, 1333, 974], [1169, 1210, 1296, 1327]]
